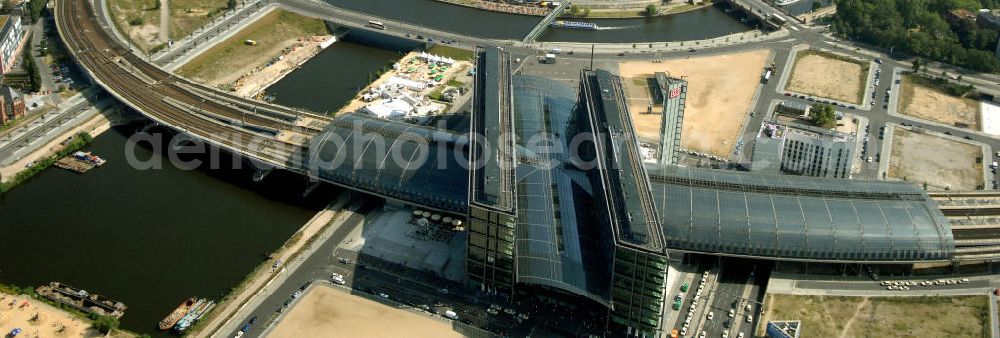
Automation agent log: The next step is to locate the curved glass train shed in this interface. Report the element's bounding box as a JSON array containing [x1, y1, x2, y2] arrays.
[[646, 165, 956, 262], [308, 113, 470, 212], [510, 75, 615, 306]]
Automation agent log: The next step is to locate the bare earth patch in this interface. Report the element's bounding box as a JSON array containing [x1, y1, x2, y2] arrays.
[[618, 49, 770, 157], [759, 294, 988, 338], [109, 0, 162, 52], [899, 75, 980, 130], [268, 285, 462, 338], [786, 50, 866, 104], [176, 9, 329, 88], [888, 128, 983, 190], [0, 292, 104, 338]]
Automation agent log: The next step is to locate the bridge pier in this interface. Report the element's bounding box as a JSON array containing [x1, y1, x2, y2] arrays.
[[252, 168, 273, 182], [302, 179, 320, 198]]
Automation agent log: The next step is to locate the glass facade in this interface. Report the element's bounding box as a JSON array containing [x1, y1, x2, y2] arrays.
[[656, 73, 685, 166], [647, 165, 955, 261], [610, 247, 668, 335], [309, 113, 469, 212], [467, 205, 517, 293]]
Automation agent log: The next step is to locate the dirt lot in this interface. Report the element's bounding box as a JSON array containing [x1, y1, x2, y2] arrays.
[[110, 0, 228, 53], [888, 128, 983, 190], [0, 292, 104, 338], [899, 75, 980, 130], [759, 294, 988, 338], [786, 50, 867, 104], [168, 0, 228, 40], [268, 285, 462, 338], [618, 49, 770, 157], [109, 0, 161, 52], [176, 9, 329, 87]]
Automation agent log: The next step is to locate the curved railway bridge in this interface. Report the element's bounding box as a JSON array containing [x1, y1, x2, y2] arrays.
[[55, 0, 470, 212]]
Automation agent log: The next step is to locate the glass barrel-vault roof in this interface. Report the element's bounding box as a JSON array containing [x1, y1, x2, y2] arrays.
[[308, 113, 469, 212], [646, 165, 955, 262]]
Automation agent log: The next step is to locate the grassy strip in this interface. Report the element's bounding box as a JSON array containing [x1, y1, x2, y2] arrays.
[[0, 132, 92, 195], [576, 3, 711, 18], [426, 44, 475, 61], [906, 73, 976, 97], [790, 49, 869, 104]]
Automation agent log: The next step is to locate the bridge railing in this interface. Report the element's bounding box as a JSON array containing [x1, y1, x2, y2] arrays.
[[523, 1, 570, 43]]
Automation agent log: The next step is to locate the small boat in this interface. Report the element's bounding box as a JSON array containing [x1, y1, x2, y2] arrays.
[[158, 298, 196, 330]]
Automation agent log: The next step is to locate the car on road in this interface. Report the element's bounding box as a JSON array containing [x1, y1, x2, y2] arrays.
[[728, 309, 735, 317], [487, 308, 499, 315], [737, 332, 745, 338], [338, 257, 351, 264], [330, 274, 346, 285], [291, 290, 302, 298], [875, 58, 883, 64], [707, 312, 714, 320], [867, 156, 873, 163], [746, 315, 753, 323], [378, 292, 389, 299], [745, 304, 751, 311]]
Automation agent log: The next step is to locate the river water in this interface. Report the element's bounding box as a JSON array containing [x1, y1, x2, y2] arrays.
[[0, 126, 338, 336], [322, 0, 753, 42], [265, 41, 404, 113]]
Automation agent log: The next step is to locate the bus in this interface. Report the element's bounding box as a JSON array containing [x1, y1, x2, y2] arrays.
[[367, 20, 386, 30]]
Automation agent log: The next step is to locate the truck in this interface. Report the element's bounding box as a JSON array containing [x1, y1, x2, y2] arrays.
[[538, 54, 557, 64], [244, 40, 257, 46], [761, 69, 772, 84]]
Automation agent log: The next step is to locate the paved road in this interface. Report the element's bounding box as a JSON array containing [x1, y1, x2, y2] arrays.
[[215, 201, 368, 338], [0, 91, 110, 166]]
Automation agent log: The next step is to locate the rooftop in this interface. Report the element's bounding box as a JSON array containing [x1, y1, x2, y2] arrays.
[[469, 47, 516, 213], [581, 69, 665, 254]]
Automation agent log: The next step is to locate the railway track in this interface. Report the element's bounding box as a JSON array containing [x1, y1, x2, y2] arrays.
[[55, 0, 315, 169]]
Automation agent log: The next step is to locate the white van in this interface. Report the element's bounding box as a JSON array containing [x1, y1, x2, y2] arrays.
[[444, 310, 459, 320]]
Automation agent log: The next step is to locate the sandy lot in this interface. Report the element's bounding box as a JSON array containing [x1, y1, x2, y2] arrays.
[[109, 0, 162, 52], [618, 49, 770, 157], [899, 75, 980, 130], [759, 294, 988, 338], [888, 128, 983, 190], [268, 285, 462, 338], [0, 293, 101, 338], [786, 50, 867, 104]]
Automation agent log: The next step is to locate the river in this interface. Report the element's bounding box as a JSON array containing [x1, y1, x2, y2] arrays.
[[322, 0, 753, 42], [0, 125, 338, 336], [265, 41, 404, 113]]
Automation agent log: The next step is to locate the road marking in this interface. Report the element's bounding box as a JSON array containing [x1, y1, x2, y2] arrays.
[[787, 25, 799, 31]]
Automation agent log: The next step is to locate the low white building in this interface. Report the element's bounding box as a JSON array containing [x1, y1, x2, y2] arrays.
[[0, 15, 25, 74], [361, 98, 414, 119]]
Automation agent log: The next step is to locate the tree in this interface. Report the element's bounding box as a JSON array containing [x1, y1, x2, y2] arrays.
[[912, 58, 922, 72], [569, 4, 580, 16], [583, 7, 590, 16], [811, 0, 822, 12], [0, 0, 12, 14], [227, 0, 237, 10], [810, 103, 837, 129], [645, 4, 657, 17], [92, 316, 119, 334]]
